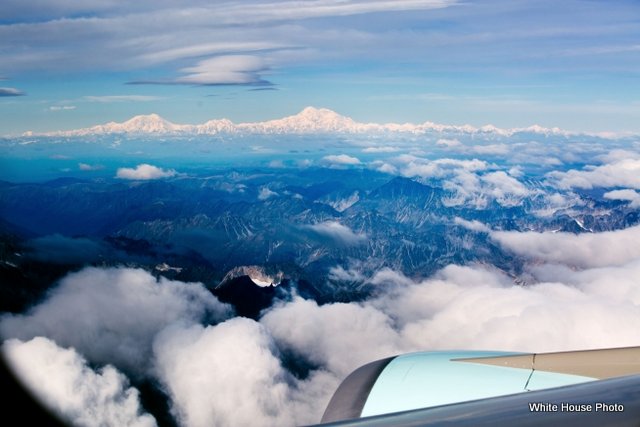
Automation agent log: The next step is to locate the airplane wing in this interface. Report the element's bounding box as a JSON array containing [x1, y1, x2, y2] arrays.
[[315, 347, 640, 426]]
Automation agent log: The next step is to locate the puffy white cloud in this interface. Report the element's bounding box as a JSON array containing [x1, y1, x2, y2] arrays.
[[258, 186, 278, 200], [305, 221, 366, 245], [439, 158, 489, 171], [508, 166, 524, 177], [256, 256, 640, 421], [116, 164, 177, 180], [3, 337, 156, 427], [374, 162, 398, 174], [321, 154, 361, 166], [367, 263, 640, 352], [596, 149, 640, 164], [441, 169, 484, 207], [262, 298, 404, 375], [526, 259, 640, 306], [398, 159, 533, 208], [603, 189, 640, 208], [153, 318, 324, 427], [379, 163, 399, 174], [401, 161, 441, 178], [480, 171, 531, 206], [547, 158, 640, 189], [491, 225, 640, 268], [0, 267, 232, 375], [401, 157, 488, 179]]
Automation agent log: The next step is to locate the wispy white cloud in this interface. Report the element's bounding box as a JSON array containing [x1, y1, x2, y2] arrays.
[[603, 189, 640, 208], [306, 221, 366, 245], [84, 95, 163, 102], [78, 163, 104, 171], [138, 41, 287, 65], [328, 265, 366, 282], [49, 105, 76, 111], [0, 1, 459, 81], [3, 0, 640, 135], [453, 217, 490, 233], [2, 1, 458, 26], [436, 138, 461, 148]]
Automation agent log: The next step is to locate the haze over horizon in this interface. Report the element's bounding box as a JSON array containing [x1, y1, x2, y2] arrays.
[[1, 0, 640, 134]]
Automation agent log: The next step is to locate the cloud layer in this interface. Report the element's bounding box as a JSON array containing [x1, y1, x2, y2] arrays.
[[2, 224, 640, 426], [492, 225, 640, 268]]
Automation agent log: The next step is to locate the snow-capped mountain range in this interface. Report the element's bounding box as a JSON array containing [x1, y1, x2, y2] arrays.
[[28, 106, 582, 138]]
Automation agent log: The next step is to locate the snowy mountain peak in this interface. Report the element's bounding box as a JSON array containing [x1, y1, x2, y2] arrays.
[[44, 113, 190, 136], [247, 106, 358, 133], [120, 114, 176, 132], [31, 106, 592, 138], [298, 106, 345, 120]]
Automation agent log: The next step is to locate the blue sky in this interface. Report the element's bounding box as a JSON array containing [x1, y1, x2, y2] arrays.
[[1, 0, 639, 134]]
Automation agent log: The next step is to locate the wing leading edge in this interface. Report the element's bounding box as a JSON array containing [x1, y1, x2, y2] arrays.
[[317, 346, 640, 426]]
